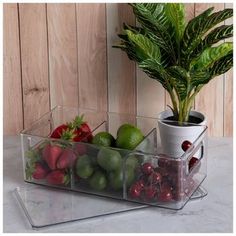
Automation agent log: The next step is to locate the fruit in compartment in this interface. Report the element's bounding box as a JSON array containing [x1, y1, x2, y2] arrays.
[[46, 170, 70, 185], [89, 170, 107, 191], [141, 163, 154, 175], [181, 140, 192, 152], [75, 154, 94, 179], [109, 166, 135, 190], [42, 143, 63, 170], [97, 148, 122, 171], [56, 149, 77, 169], [92, 132, 115, 147], [116, 124, 144, 150]]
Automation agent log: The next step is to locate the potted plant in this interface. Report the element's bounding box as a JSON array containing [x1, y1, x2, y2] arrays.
[[113, 3, 233, 157]]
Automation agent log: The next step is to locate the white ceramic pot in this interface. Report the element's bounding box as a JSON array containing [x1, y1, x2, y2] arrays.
[[157, 110, 207, 158]]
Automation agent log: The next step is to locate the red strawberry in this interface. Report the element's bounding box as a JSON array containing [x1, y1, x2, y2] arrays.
[[32, 162, 50, 179], [46, 170, 70, 185], [42, 144, 63, 170], [56, 149, 77, 169], [50, 124, 69, 139], [74, 143, 87, 156], [71, 115, 93, 142]]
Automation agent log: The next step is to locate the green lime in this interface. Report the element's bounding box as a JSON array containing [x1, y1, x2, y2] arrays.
[[116, 124, 144, 150], [109, 166, 135, 190], [76, 155, 94, 179], [92, 132, 115, 147], [97, 148, 122, 171], [126, 155, 139, 170], [117, 123, 134, 137], [89, 170, 107, 191]]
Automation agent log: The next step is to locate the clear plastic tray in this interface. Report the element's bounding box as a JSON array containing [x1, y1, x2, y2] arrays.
[[20, 106, 207, 211]]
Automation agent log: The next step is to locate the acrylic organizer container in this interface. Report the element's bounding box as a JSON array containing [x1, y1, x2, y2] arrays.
[[20, 106, 207, 213]]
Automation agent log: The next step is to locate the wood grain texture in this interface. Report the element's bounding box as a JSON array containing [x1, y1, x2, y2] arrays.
[[47, 3, 79, 108], [107, 3, 136, 114], [19, 3, 50, 128], [195, 3, 225, 137], [223, 3, 233, 136], [3, 4, 23, 134], [76, 3, 107, 111], [165, 3, 195, 109]]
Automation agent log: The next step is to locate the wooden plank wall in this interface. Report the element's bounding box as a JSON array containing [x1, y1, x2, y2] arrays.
[[3, 3, 233, 137]]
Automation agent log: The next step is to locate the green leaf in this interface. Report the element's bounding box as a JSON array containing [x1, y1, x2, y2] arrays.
[[209, 52, 233, 77], [192, 24, 233, 60], [131, 3, 177, 63], [190, 42, 233, 70], [181, 8, 233, 68], [166, 66, 189, 84], [126, 30, 161, 62], [138, 58, 168, 88], [165, 3, 186, 43]]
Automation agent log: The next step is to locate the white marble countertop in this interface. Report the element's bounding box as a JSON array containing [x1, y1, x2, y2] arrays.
[[3, 136, 233, 233]]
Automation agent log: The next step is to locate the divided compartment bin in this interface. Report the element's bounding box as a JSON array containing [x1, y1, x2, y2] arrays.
[[21, 106, 207, 210]]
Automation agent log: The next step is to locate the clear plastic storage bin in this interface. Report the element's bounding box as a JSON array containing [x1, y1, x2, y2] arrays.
[[20, 106, 207, 210]]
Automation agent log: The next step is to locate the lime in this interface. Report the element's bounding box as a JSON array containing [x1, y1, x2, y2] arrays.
[[126, 155, 139, 170], [109, 167, 135, 190], [76, 155, 94, 179], [92, 132, 115, 147], [117, 123, 134, 137], [116, 124, 144, 150], [89, 170, 107, 191], [97, 148, 122, 171]]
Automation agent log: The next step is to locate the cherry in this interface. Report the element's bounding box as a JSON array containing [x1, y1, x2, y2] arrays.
[[141, 163, 154, 175], [181, 140, 192, 152], [136, 179, 145, 189], [129, 183, 142, 198], [144, 186, 157, 200], [155, 167, 169, 177], [161, 181, 173, 192], [189, 157, 199, 171], [158, 190, 173, 202], [158, 157, 171, 169], [149, 172, 162, 185]]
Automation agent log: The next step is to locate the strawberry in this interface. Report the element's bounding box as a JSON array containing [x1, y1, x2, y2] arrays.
[[42, 144, 63, 170], [50, 124, 70, 139], [49, 115, 93, 143], [32, 162, 50, 179], [56, 149, 77, 169], [25, 161, 49, 180], [46, 170, 70, 185], [74, 143, 87, 156], [70, 115, 93, 142]]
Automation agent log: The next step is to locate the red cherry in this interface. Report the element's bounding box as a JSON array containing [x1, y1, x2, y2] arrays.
[[155, 167, 169, 177], [158, 157, 171, 169], [161, 181, 173, 192], [149, 172, 162, 185], [144, 186, 157, 200], [129, 184, 142, 198], [136, 179, 145, 189], [141, 163, 154, 175], [189, 157, 199, 171], [181, 140, 192, 152], [158, 190, 173, 202]]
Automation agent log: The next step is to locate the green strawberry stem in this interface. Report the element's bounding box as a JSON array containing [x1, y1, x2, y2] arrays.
[[70, 115, 85, 129], [60, 128, 76, 141], [63, 173, 70, 186]]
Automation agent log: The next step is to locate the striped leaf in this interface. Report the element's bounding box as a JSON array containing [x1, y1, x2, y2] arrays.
[[126, 30, 161, 62], [209, 52, 233, 77], [165, 3, 186, 44], [190, 42, 233, 71], [181, 8, 233, 68], [131, 3, 177, 63], [192, 24, 233, 60]]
